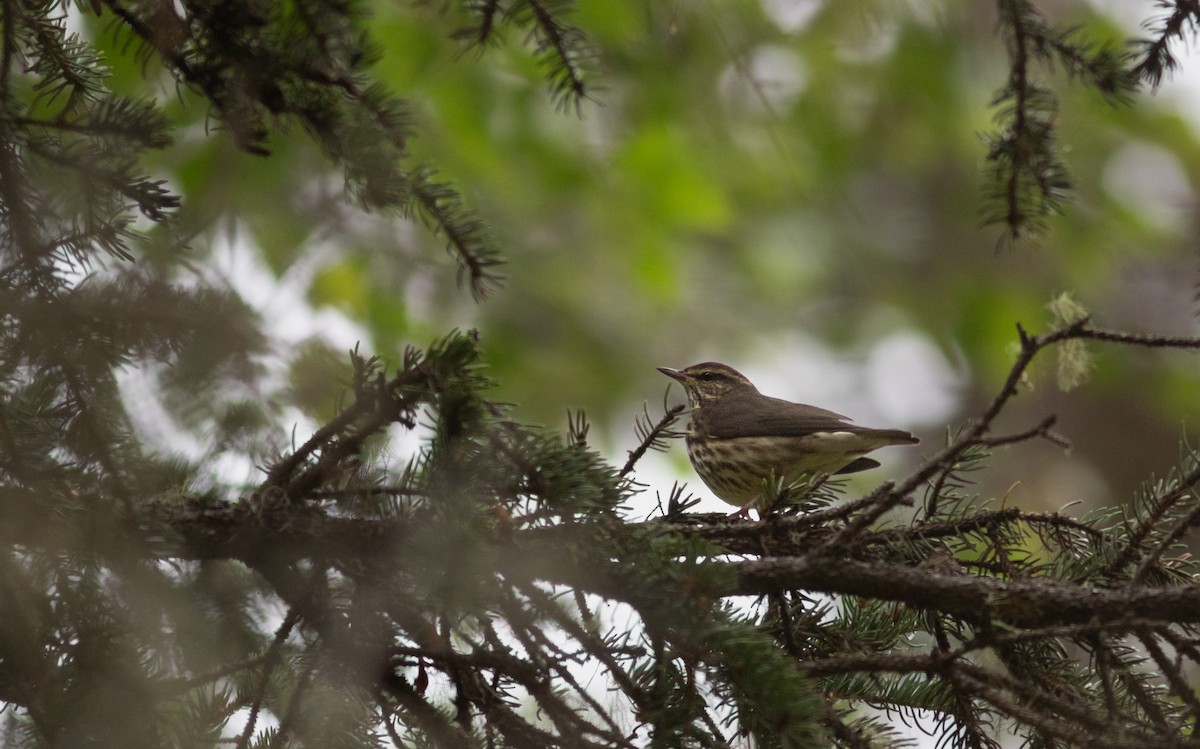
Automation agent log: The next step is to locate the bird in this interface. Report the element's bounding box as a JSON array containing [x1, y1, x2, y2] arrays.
[[658, 362, 919, 512]]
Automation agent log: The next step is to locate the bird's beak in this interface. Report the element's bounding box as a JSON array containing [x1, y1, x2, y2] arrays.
[[657, 367, 685, 383]]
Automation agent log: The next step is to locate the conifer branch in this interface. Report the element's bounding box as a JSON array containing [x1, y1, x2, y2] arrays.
[[262, 627, 319, 746], [456, 0, 596, 111], [9, 1, 1200, 744], [235, 608, 302, 749], [102, 0, 506, 298], [517, 0, 594, 111], [622, 400, 685, 477], [726, 555, 1200, 628], [408, 168, 505, 300], [1126, 477, 1200, 587], [984, 0, 1136, 242], [1133, 0, 1200, 88], [985, 0, 1071, 241], [1105, 459, 1200, 580], [69, 499, 1200, 630], [1136, 627, 1200, 727]]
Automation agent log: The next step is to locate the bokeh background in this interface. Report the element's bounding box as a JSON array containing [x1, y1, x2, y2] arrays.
[[96, 0, 1200, 516]]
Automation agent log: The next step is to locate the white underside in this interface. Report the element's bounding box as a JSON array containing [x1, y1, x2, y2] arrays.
[[703, 432, 900, 507]]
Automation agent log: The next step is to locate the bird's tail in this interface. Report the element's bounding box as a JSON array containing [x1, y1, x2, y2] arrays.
[[868, 428, 919, 445]]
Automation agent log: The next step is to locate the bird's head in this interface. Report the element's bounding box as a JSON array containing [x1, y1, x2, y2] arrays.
[[657, 362, 757, 407]]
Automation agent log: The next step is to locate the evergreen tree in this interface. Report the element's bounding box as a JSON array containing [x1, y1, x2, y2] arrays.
[[2, 1, 1200, 747]]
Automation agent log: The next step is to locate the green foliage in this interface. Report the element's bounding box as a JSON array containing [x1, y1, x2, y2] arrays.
[[702, 616, 826, 747]]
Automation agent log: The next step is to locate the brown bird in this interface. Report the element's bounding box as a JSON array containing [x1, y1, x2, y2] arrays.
[[658, 362, 919, 511]]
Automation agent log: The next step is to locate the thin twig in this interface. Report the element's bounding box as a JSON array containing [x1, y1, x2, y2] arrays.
[[622, 400, 686, 477], [1136, 627, 1200, 729], [235, 607, 302, 749], [1128, 479, 1200, 587], [1106, 460, 1200, 581]]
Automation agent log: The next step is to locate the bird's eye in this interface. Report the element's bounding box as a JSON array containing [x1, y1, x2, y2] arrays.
[[697, 372, 717, 381]]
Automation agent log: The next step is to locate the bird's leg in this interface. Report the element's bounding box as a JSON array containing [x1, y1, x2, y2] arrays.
[[769, 472, 834, 517], [729, 503, 755, 520]]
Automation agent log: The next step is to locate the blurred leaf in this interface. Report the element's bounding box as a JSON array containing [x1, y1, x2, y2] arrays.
[[312, 259, 371, 317], [287, 338, 355, 421]]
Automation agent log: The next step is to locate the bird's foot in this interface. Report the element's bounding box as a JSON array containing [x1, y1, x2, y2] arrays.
[[728, 505, 754, 520]]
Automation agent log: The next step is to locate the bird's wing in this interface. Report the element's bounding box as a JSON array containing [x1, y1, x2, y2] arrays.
[[703, 396, 859, 439]]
